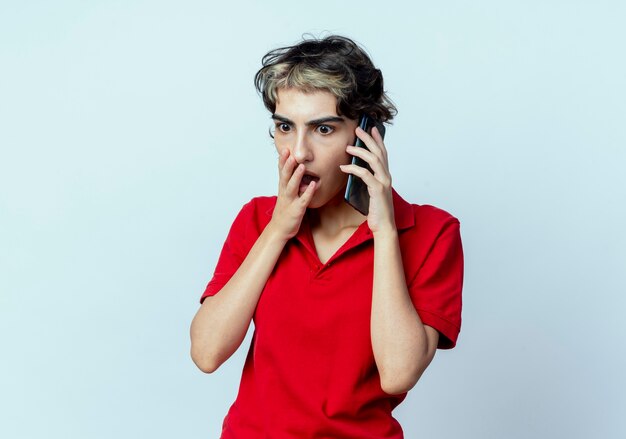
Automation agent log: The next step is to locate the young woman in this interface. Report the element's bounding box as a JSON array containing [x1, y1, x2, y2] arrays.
[[190, 35, 464, 438]]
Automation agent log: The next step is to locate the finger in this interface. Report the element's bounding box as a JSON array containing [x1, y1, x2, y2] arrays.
[[298, 179, 317, 204], [278, 148, 289, 170], [355, 126, 385, 161], [279, 155, 298, 189], [371, 126, 388, 161], [346, 145, 389, 180], [340, 163, 390, 189], [285, 162, 305, 195]]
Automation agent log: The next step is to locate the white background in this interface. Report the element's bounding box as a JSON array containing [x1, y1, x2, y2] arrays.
[[1, 1, 625, 438]]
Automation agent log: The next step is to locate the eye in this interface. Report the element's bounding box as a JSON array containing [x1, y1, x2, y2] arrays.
[[275, 122, 291, 133], [317, 125, 334, 135]]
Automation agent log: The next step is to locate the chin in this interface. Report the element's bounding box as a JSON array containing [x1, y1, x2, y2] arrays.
[[307, 185, 346, 209], [304, 193, 325, 209]]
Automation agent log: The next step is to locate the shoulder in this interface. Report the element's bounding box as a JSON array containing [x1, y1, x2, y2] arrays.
[[220, 195, 277, 255], [412, 203, 460, 231], [392, 190, 462, 258], [393, 188, 460, 237], [233, 195, 277, 233], [246, 194, 277, 213], [408, 203, 461, 251], [243, 195, 277, 218]]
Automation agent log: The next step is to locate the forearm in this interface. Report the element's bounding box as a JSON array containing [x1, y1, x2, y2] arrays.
[[370, 228, 431, 394], [190, 222, 288, 372]]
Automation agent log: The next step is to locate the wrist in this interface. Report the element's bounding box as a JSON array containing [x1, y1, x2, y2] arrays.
[[264, 220, 292, 244], [372, 225, 398, 240]]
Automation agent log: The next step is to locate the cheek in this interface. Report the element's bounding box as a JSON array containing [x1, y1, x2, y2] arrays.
[[326, 154, 352, 180], [274, 139, 290, 156], [338, 150, 352, 166], [336, 145, 352, 160]]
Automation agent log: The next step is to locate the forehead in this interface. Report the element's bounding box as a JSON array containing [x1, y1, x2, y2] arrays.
[[275, 88, 338, 116]]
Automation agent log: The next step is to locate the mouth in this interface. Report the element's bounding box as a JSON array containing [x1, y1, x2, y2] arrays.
[[300, 172, 320, 190]]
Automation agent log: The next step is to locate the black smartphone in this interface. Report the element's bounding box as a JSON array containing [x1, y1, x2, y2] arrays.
[[344, 114, 386, 215]]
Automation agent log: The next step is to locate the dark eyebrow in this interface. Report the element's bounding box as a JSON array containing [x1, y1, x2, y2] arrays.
[[271, 113, 345, 126]]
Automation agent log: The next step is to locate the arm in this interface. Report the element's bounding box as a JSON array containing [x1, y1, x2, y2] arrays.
[[190, 222, 289, 373], [341, 126, 462, 394], [370, 227, 439, 395], [340, 127, 439, 394], [190, 149, 317, 373]]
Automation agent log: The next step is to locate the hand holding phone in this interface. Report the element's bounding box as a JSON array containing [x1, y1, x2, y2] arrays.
[[344, 115, 386, 215]]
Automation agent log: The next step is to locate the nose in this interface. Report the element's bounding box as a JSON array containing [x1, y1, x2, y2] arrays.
[[291, 132, 313, 164]]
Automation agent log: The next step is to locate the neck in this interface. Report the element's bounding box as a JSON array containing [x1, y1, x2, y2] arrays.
[[307, 189, 366, 235]]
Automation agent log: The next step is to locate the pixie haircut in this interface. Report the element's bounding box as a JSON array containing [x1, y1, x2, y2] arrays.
[[254, 34, 397, 124]]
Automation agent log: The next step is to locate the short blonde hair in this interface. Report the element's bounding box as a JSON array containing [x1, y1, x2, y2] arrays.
[[254, 34, 397, 124]]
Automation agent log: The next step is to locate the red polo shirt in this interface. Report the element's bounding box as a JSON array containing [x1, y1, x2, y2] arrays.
[[200, 187, 463, 438]]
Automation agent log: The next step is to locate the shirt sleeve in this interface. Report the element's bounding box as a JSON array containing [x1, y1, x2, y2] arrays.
[[199, 200, 255, 304], [408, 219, 464, 349]]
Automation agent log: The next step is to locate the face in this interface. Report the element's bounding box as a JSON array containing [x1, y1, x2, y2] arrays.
[[272, 87, 359, 208]]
